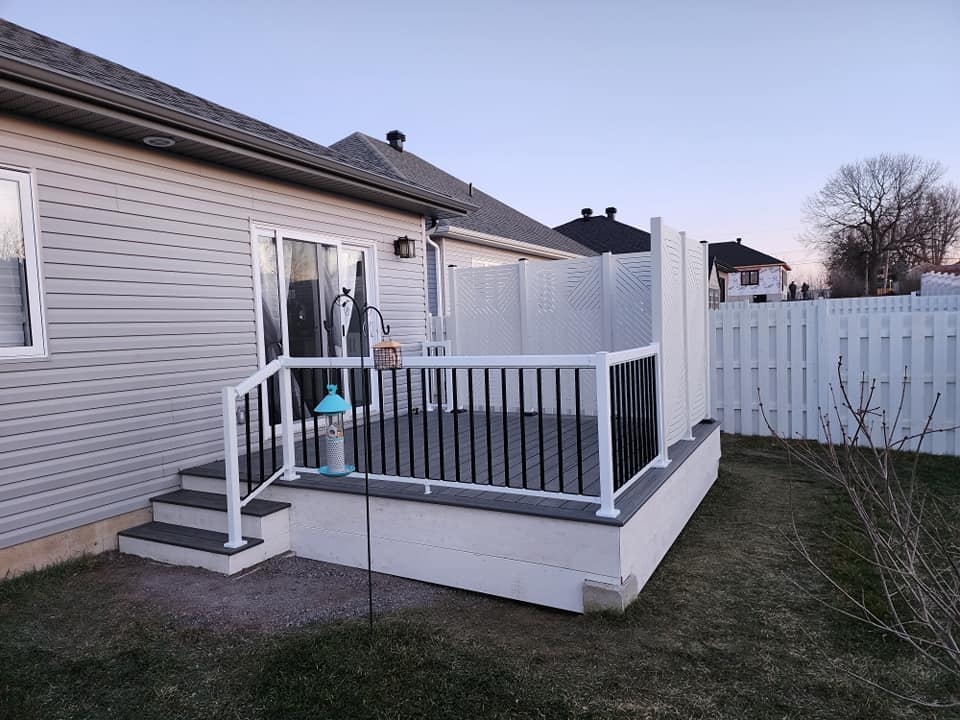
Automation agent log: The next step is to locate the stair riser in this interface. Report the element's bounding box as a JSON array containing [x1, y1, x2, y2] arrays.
[[119, 535, 279, 574], [151, 502, 287, 538], [181, 474, 245, 495]]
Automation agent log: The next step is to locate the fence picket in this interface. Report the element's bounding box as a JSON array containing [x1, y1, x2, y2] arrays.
[[711, 294, 960, 456]]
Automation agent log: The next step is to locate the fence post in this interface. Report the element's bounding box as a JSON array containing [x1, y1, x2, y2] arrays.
[[654, 344, 670, 467], [701, 241, 712, 419], [222, 387, 246, 548], [279, 360, 300, 481], [594, 352, 620, 518]]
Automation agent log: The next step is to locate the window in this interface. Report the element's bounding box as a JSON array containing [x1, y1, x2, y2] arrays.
[[0, 168, 45, 359], [740, 270, 759, 286]]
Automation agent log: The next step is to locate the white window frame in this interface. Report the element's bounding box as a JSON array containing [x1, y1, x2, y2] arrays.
[[0, 166, 47, 360]]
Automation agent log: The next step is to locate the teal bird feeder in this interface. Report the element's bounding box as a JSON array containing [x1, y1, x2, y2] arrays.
[[314, 384, 355, 477]]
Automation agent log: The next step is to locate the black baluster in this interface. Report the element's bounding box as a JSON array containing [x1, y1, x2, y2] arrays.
[[406, 368, 415, 477], [451, 369, 461, 483], [350, 368, 359, 471], [421, 368, 430, 477], [436, 368, 445, 481], [500, 368, 509, 487], [518, 368, 528, 489], [244, 392, 252, 496], [536, 368, 545, 490], [378, 370, 386, 474], [574, 368, 583, 494], [257, 382, 265, 487], [270, 373, 278, 475], [555, 368, 564, 493], [312, 369, 320, 468], [392, 368, 400, 475], [468, 368, 477, 484], [484, 368, 492, 484], [299, 369, 308, 468]]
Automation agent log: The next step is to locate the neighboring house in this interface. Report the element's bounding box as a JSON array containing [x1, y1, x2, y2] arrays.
[[554, 207, 652, 254], [0, 21, 721, 616], [708, 238, 790, 303], [920, 262, 960, 296], [331, 131, 593, 332]]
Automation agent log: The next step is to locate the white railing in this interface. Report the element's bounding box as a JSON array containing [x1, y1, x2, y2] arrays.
[[219, 345, 665, 547]]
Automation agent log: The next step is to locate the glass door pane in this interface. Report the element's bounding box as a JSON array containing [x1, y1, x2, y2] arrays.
[[283, 238, 340, 416]]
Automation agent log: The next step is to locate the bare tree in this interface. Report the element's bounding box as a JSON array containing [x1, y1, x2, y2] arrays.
[[805, 154, 945, 294], [910, 184, 960, 265], [760, 359, 960, 708]]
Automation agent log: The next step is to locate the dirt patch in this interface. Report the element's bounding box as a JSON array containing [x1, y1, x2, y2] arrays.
[[103, 552, 460, 632]]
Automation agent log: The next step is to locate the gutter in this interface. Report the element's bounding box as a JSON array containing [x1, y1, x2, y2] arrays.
[[431, 222, 588, 260], [0, 57, 477, 216]]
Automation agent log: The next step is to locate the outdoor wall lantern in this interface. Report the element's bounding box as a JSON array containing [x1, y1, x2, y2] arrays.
[[315, 384, 355, 477], [394, 235, 416, 259], [373, 339, 403, 370]]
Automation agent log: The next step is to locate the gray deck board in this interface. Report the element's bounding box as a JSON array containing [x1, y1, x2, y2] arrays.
[[184, 411, 719, 526]]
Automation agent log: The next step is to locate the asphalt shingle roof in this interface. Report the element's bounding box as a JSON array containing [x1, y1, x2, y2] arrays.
[[0, 20, 423, 186], [708, 241, 788, 269], [331, 133, 595, 256], [553, 214, 651, 254]]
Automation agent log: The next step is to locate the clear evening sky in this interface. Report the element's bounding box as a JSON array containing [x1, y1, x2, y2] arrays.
[[4, 0, 958, 279]]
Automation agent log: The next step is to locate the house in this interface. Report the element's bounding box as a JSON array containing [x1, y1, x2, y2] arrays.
[[554, 207, 652, 254], [0, 21, 720, 614], [708, 238, 790, 303], [331, 131, 593, 335]]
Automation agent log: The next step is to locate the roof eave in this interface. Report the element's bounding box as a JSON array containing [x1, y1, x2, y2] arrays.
[[0, 56, 476, 218], [432, 223, 590, 259]]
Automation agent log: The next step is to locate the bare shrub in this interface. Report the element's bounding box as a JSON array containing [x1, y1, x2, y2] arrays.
[[760, 358, 960, 707]]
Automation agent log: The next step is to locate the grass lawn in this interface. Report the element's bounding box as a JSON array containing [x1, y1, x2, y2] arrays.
[[1, 434, 958, 719]]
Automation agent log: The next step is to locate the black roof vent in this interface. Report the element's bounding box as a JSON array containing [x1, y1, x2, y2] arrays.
[[581, 208, 593, 220], [736, 237, 742, 244], [386, 129, 406, 152], [605, 207, 617, 219]]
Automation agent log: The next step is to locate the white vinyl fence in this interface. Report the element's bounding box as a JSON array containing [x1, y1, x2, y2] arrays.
[[711, 294, 960, 455], [446, 220, 711, 449]]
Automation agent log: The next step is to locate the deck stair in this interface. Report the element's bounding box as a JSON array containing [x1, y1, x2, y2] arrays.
[[118, 488, 291, 574]]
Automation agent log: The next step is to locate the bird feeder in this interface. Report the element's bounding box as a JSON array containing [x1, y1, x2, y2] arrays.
[[314, 384, 355, 477], [373, 339, 403, 370]]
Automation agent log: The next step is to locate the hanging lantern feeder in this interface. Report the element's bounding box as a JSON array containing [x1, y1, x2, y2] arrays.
[[314, 384, 355, 477], [373, 339, 403, 370]]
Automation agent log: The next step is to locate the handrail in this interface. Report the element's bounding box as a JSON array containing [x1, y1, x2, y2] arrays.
[[281, 353, 600, 370], [220, 343, 665, 545]]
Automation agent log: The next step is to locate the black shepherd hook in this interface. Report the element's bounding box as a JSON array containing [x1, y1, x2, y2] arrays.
[[327, 287, 390, 339], [326, 286, 388, 633]]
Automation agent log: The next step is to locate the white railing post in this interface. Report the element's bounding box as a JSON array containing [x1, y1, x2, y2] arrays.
[[654, 344, 670, 467], [594, 351, 620, 518], [222, 386, 246, 549], [279, 360, 300, 481]]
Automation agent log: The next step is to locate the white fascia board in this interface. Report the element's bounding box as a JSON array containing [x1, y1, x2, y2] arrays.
[[431, 224, 583, 260]]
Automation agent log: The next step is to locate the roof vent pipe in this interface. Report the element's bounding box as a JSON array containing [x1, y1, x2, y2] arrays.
[[605, 207, 617, 219], [386, 130, 406, 152], [736, 237, 742, 244], [581, 208, 593, 220]]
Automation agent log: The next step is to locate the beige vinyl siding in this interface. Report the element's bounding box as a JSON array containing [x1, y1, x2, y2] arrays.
[[0, 115, 427, 551]]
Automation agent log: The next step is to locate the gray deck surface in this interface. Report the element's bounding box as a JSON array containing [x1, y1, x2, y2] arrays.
[[185, 411, 719, 527]]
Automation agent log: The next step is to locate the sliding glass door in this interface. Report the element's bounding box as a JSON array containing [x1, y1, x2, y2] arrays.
[[256, 229, 375, 420]]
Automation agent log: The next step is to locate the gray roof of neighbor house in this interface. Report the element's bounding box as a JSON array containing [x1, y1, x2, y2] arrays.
[[553, 211, 651, 254], [331, 132, 595, 257], [0, 20, 474, 218], [708, 240, 791, 271]]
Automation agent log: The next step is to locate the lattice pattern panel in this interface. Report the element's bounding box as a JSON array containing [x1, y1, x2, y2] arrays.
[[613, 254, 653, 350], [526, 259, 604, 354], [656, 221, 689, 446], [451, 265, 522, 355]]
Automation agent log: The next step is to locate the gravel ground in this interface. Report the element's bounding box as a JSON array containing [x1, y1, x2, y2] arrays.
[[105, 552, 460, 632]]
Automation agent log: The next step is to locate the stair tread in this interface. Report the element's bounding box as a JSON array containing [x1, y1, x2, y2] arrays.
[[150, 489, 290, 517], [118, 521, 263, 555]]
